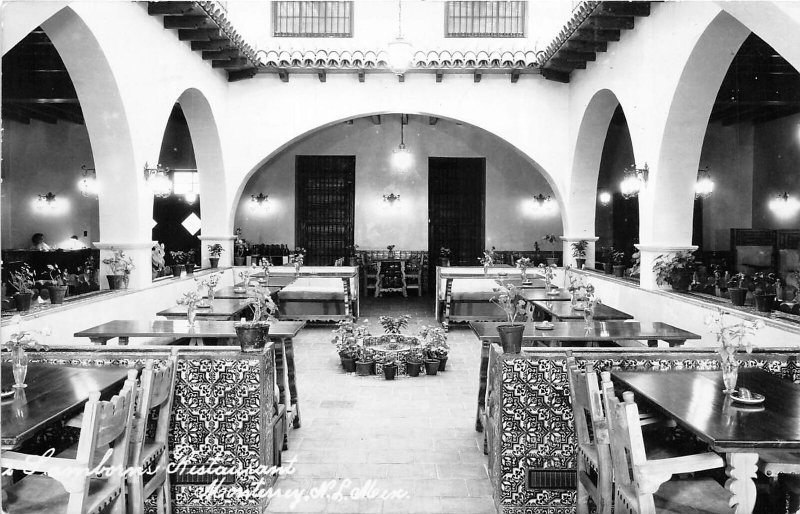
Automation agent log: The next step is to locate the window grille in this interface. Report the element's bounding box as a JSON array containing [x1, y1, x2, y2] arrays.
[[445, 1, 526, 38], [273, 1, 353, 37]]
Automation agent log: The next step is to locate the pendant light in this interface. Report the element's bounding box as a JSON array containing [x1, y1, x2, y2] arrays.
[[392, 115, 412, 171], [386, 0, 413, 75]]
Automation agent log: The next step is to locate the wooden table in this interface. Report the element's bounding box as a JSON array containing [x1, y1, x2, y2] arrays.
[[74, 320, 306, 436], [532, 300, 633, 321], [252, 266, 360, 318], [156, 298, 252, 321], [519, 288, 572, 301], [212, 285, 282, 299], [1, 363, 129, 449], [470, 321, 700, 432], [612, 368, 800, 514]]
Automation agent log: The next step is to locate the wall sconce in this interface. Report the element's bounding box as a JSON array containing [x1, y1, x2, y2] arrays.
[[695, 166, 714, 199], [383, 193, 401, 204], [769, 192, 800, 217], [620, 162, 648, 199], [530, 193, 555, 214], [250, 193, 269, 213], [392, 115, 412, 171], [143, 162, 172, 198], [78, 165, 97, 197], [598, 191, 612, 206], [36, 192, 57, 210]]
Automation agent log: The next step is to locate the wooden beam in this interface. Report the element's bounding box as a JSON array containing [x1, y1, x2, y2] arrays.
[[202, 49, 241, 60], [358, 71, 365, 83], [178, 28, 221, 41], [163, 16, 212, 30], [227, 68, 258, 82], [556, 49, 596, 62], [318, 71, 326, 83], [564, 40, 608, 53], [751, 105, 800, 125], [147, 2, 195, 15], [511, 70, 520, 83], [436, 71, 443, 83], [370, 115, 381, 125], [575, 28, 621, 42], [279, 70, 289, 82], [474, 72, 482, 83], [212, 57, 248, 69], [540, 68, 571, 83], [581, 16, 634, 31], [191, 40, 232, 51], [41, 103, 84, 124], [428, 116, 439, 125], [398, 74, 405, 83]]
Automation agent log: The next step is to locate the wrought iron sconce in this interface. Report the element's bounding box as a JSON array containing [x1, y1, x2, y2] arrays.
[[37, 192, 57, 210], [383, 193, 401, 204], [769, 192, 800, 217], [78, 165, 97, 197], [695, 166, 714, 199], [143, 162, 172, 198], [620, 162, 648, 199], [250, 193, 269, 212]]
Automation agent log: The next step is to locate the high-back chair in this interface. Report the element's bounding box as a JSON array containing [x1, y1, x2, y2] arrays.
[[128, 349, 179, 514], [599, 372, 731, 514], [1, 370, 138, 514], [566, 356, 612, 514], [405, 253, 424, 296]]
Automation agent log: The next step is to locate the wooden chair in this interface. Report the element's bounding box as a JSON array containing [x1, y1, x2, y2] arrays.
[[362, 255, 379, 296], [1, 370, 138, 514], [404, 253, 424, 296], [127, 349, 179, 514], [566, 357, 612, 514], [600, 372, 731, 514], [757, 450, 800, 513]]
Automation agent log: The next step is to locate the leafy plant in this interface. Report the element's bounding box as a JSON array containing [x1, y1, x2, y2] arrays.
[[291, 248, 306, 266], [404, 346, 425, 364], [8, 264, 35, 294], [571, 240, 588, 258], [611, 251, 626, 266], [244, 287, 279, 322], [728, 272, 746, 289], [419, 325, 449, 359], [542, 234, 558, 256], [705, 309, 765, 357], [207, 244, 225, 257], [753, 272, 777, 295], [170, 250, 192, 265], [378, 353, 399, 366], [177, 290, 202, 307], [356, 346, 375, 363], [439, 247, 451, 258], [516, 257, 532, 272], [490, 280, 527, 324], [103, 250, 135, 275], [3, 315, 50, 351], [47, 264, 68, 286], [538, 263, 557, 282], [379, 314, 410, 334], [652, 251, 697, 286], [479, 246, 497, 266], [387, 244, 396, 253]]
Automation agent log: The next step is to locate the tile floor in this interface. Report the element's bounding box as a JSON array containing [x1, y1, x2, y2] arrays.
[[265, 295, 495, 513]]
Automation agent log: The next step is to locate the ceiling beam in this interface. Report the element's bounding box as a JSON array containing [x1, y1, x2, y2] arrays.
[[1, 107, 31, 124], [548, 58, 585, 70], [401, 114, 408, 125], [511, 70, 520, 83], [428, 116, 439, 125], [474, 72, 482, 83], [370, 115, 381, 125], [398, 74, 405, 83], [15, 104, 58, 124], [227, 68, 258, 82], [318, 71, 326, 82], [540, 68, 571, 83], [163, 16, 213, 30], [358, 71, 365, 83], [191, 40, 233, 51], [178, 28, 221, 41], [436, 71, 443, 83], [41, 103, 84, 124], [595, 2, 651, 17], [279, 70, 289, 82], [3, 98, 79, 104], [751, 105, 800, 125]]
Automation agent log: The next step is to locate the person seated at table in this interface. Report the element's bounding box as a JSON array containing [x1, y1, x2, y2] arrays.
[[30, 232, 52, 251], [152, 243, 166, 279]]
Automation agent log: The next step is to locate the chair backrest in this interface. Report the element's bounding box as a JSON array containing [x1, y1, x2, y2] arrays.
[[334, 257, 344, 266], [70, 369, 138, 512], [130, 349, 179, 465], [566, 357, 609, 449]]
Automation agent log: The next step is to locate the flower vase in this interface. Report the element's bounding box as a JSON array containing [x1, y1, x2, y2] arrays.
[[583, 305, 595, 328], [521, 269, 528, 283], [207, 286, 215, 303], [721, 354, 739, 394], [483, 263, 489, 276], [294, 262, 301, 276], [11, 346, 29, 388], [187, 303, 198, 327]]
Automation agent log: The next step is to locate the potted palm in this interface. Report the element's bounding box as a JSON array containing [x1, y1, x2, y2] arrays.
[[542, 234, 559, 266], [728, 273, 747, 306], [46, 264, 69, 304], [8, 264, 35, 312], [103, 249, 134, 289], [653, 251, 697, 291], [571, 240, 588, 269], [379, 314, 410, 334], [420, 325, 449, 371], [233, 286, 279, 352], [753, 272, 777, 313], [490, 280, 527, 353], [611, 250, 626, 277], [207, 244, 224, 268]]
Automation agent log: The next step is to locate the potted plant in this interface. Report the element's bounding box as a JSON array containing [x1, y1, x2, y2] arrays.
[[611, 250, 626, 278], [479, 246, 496, 275], [233, 286, 279, 352], [753, 272, 777, 313], [331, 319, 370, 372], [542, 234, 559, 266], [490, 280, 527, 353], [176, 289, 202, 327], [207, 243, 224, 268], [3, 315, 49, 388], [355, 346, 376, 376], [234, 228, 247, 266], [184, 249, 196, 275], [103, 249, 134, 289], [387, 244, 396, 258], [571, 240, 588, 269], [169, 251, 189, 277], [379, 354, 399, 380], [8, 264, 35, 312], [728, 273, 747, 306], [439, 247, 452, 267], [46, 264, 69, 304], [420, 325, 449, 371], [652, 251, 697, 291], [404, 347, 424, 377], [379, 314, 410, 334]]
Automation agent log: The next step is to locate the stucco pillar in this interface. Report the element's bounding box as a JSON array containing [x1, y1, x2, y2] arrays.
[[93, 241, 156, 290], [635, 244, 698, 290], [560, 235, 599, 269], [198, 235, 236, 268]]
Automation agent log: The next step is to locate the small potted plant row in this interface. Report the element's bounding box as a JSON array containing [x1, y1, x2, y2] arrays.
[[207, 243, 224, 268]]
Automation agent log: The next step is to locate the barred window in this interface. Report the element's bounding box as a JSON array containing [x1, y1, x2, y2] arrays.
[[445, 1, 526, 38], [272, 1, 353, 37]]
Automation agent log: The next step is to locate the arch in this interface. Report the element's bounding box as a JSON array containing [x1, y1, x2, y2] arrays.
[[227, 110, 566, 233]]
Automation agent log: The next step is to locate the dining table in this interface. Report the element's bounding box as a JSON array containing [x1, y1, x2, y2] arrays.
[[210, 285, 282, 299], [612, 367, 800, 514], [1, 362, 130, 450], [74, 320, 306, 434], [532, 300, 633, 321], [470, 320, 700, 432], [156, 298, 252, 321]]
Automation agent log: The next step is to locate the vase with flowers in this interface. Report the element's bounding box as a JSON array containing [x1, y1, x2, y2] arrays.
[[490, 280, 527, 353], [8, 264, 35, 311], [516, 257, 532, 284], [46, 264, 69, 304], [705, 309, 765, 394], [3, 315, 50, 388], [538, 263, 559, 294], [567, 273, 588, 310], [583, 285, 600, 328], [195, 271, 223, 305], [103, 249, 135, 289], [291, 247, 306, 275], [479, 247, 497, 275], [177, 290, 203, 327]]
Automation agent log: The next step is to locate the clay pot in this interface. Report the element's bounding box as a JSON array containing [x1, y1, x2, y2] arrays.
[[497, 324, 524, 353]]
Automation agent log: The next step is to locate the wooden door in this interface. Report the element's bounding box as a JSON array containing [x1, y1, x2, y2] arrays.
[[428, 157, 486, 282], [295, 156, 355, 266]]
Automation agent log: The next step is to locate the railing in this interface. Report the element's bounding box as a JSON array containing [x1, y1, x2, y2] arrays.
[[445, 1, 527, 38], [273, 1, 353, 37]]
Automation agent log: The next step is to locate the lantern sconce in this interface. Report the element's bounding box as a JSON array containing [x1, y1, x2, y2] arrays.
[[530, 193, 555, 215], [620, 162, 649, 199], [383, 193, 401, 204], [143, 162, 172, 198], [695, 166, 714, 199], [598, 191, 612, 206], [769, 192, 800, 217], [36, 192, 58, 210], [250, 193, 269, 213]]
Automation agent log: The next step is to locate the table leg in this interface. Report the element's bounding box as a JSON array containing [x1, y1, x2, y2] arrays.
[[284, 337, 301, 430], [118, 336, 129, 346], [647, 339, 658, 348], [476, 340, 489, 432], [668, 339, 686, 348], [89, 337, 110, 345], [725, 452, 758, 514]]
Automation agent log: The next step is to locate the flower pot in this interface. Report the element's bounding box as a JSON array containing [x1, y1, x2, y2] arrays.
[[107, 275, 127, 290], [185, 265, 194, 276], [497, 324, 524, 353], [209, 257, 220, 268], [47, 285, 68, 304], [670, 272, 692, 292], [603, 262, 613, 274], [405, 361, 422, 377], [13, 292, 32, 312], [575, 258, 586, 269], [437, 356, 448, 371], [356, 360, 376, 376], [424, 359, 440, 376], [729, 287, 747, 307], [439, 258, 450, 267], [171, 264, 184, 277], [383, 363, 398, 380], [234, 256, 246, 266], [546, 257, 558, 267], [613, 265, 626, 278], [234, 322, 270, 352], [754, 294, 775, 313], [341, 356, 356, 373]]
